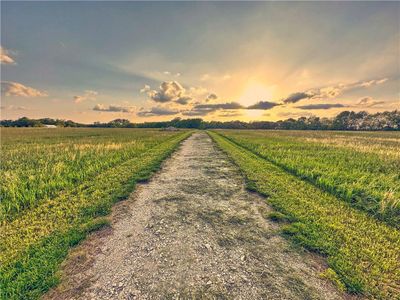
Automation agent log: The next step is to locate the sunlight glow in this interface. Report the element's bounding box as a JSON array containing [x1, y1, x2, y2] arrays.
[[245, 109, 264, 119], [237, 81, 275, 106]]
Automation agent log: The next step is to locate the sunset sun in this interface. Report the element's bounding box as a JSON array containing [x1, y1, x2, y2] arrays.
[[237, 81, 276, 118], [238, 81, 275, 106]]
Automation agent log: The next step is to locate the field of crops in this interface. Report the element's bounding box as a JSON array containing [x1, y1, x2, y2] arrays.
[[210, 130, 400, 299], [0, 128, 191, 299]]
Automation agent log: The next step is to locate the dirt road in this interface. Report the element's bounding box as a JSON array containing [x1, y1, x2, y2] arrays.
[[45, 132, 346, 299]]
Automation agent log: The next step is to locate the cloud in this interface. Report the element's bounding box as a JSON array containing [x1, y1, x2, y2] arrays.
[[182, 100, 281, 116], [195, 102, 244, 110], [181, 110, 210, 116], [137, 107, 179, 117], [146, 81, 183, 103], [163, 71, 181, 77], [201, 73, 232, 82], [282, 78, 389, 103], [358, 78, 388, 87], [277, 112, 315, 119], [247, 101, 280, 110], [296, 103, 346, 110], [93, 104, 134, 113], [0, 46, 15, 64], [217, 111, 243, 117], [74, 90, 98, 103], [357, 97, 385, 107], [140, 85, 151, 93], [282, 92, 313, 104], [142, 81, 191, 104], [182, 102, 244, 116], [189, 101, 279, 112], [189, 86, 208, 98], [200, 74, 210, 81], [205, 93, 218, 102], [0, 105, 27, 110], [175, 96, 192, 105], [1, 81, 47, 97]]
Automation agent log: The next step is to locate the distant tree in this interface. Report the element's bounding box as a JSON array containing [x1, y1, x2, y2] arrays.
[[1, 111, 399, 130], [107, 119, 133, 128]]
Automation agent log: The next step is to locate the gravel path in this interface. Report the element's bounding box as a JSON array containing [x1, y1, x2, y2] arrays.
[[45, 132, 347, 300]]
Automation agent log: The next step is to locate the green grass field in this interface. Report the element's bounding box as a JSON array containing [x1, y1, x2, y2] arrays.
[[0, 128, 191, 299], [215, 130, 400, 227], [209, 130, 400, 299], [1, 128, 399, 299]]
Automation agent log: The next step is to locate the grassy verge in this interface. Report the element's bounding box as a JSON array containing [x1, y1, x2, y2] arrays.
[[0, 131, 192, 299], [209, 131, 400, 299], [213, 130, 400, 227], [0, 128, 178, 221]]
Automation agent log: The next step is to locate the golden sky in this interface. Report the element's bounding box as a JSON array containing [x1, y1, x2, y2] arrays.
[[1, 2, 399, 123]]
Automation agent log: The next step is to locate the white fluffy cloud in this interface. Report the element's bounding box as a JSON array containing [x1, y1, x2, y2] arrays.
[[1, 81, 47, 97], [74, 90, 98, 103], [0, 46, 15, 65], [141, 81, 192, 104], [93, 104, 135, 113]]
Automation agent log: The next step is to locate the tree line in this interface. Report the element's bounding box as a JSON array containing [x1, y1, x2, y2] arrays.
[[1, 110, 399, 131]]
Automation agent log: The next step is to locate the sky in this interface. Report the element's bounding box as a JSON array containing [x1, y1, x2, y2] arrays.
[[1, 1, 399, 123]]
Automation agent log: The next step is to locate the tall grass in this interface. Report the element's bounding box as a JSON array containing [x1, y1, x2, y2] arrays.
[[0, 128, 191, 299], [209, 131, 400, 299], [0, 128, 180, 221], [215, 130, 400, 227]]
